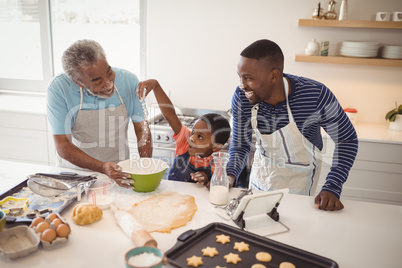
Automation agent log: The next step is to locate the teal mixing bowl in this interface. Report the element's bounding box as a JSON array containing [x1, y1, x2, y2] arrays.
[[0, 210, 6, 232], [125, 246, 164, 268], [118, 158, 168, 192]]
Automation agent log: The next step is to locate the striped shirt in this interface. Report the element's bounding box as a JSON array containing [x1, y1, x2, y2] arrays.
[[227, 73, 358, 198]]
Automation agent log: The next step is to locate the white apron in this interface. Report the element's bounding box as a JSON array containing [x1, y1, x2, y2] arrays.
[[56, 86, 129, 169], [249, 77, 321, 195]]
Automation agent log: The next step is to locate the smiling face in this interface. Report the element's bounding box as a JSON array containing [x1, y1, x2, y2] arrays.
[[188, 119, 219, 157], [75, 57, 116, 98], [237, 56, 282, 105]]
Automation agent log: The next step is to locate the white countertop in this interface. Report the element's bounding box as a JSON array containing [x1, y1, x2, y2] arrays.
[[0, 160, 401, 268], [321, 122, 402, 144], [352, 122, 402, 144]]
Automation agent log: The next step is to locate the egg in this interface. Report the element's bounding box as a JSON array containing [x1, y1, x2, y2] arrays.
[[30, 217, 45, 228], [46, 213, 59, 222], [56, 223, 71, 238], [52, 218, 63, 227], [35, 221, 50, 233], [41, 228, 57, 243]]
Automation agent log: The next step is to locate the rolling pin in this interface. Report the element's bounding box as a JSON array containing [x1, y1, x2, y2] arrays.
[[110, 204, 157, 247]]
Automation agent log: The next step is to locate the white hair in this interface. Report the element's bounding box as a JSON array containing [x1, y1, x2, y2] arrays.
[[61, 39, 107, 82]]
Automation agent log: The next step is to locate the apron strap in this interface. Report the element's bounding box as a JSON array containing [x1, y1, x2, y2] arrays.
[[251, 104, 259, 129], [79, 86, 84, 110], [114, 86, 125, 105], [283, 77, 294, 123]]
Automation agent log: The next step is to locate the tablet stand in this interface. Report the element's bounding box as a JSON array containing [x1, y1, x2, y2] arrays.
[[231, 189, 290, 237]]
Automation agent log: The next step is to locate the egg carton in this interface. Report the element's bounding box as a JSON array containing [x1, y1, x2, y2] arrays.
[[0, 225, 40, 259], [29, 213, 71, 249]]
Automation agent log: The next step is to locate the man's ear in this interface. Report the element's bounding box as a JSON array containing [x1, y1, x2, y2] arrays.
[[271, 69, 281, 82]]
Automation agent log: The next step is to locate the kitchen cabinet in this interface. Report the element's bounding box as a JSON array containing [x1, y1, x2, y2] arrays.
[[296, 19, 402, 67], [317, 134, 402, 206]]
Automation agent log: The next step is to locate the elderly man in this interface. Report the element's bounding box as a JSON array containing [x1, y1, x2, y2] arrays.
[[227, 39, 358, 211], [47, 39, 152, 188]]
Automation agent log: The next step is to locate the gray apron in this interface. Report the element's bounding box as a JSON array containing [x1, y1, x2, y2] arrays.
[[56, 86, 129, 169], [249, 77, 321, 195]]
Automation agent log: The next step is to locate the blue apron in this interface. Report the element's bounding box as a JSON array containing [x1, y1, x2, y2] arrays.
[[168, 151, 213, 182]]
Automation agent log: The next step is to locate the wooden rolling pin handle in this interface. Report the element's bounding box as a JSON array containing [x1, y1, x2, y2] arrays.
[[132, 229, 158, 248]]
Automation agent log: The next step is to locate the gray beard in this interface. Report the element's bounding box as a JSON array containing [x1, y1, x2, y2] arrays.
[[85, 86, 115, 99]]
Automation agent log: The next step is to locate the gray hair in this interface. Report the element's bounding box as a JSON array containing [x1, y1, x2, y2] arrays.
[[61, 39, 107, 82]]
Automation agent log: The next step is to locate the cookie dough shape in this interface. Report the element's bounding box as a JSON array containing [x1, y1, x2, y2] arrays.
[[186, 255, 203, 267], [201, 246, 219, 257], [234, 241, 250, 252], [216, 234, 231, 244], [256, 251, 272, 262], [224, 252, 242, 264], [251, 264, 267, 268], [215, 266, 227, 268], [279, 262, 296, 268]]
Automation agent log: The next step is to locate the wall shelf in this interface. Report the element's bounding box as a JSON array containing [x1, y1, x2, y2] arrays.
[[297, 19, 402, 67], [295, 55, 402, 67], [298, 19, 402, 29]]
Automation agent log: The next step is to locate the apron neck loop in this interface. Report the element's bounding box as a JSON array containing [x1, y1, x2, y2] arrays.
[[283, 77, 294, 123]]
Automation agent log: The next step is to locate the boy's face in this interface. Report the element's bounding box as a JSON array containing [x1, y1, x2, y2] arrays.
[[188, 119, 217, 157]]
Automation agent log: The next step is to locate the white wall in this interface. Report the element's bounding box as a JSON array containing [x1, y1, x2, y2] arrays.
[[146, 0, 402, 124]]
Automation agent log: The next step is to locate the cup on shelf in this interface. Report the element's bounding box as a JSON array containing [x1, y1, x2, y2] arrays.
[[375, 12, 390, 21], [391, 11, 402, 22]]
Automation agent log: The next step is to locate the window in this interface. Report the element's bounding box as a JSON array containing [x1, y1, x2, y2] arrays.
[[0, 0, 144, 93]]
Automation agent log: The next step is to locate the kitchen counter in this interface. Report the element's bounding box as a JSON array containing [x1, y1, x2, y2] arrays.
[[0, 160, 402, 268], [322, 122, 402, 144]]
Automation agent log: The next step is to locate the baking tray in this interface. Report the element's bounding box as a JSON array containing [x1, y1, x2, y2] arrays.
[[166, 222, 338, 268], [0, 172, 95, 223]]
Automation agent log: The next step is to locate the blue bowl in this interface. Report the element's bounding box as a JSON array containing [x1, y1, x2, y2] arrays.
[[125, 247, 164, 268]]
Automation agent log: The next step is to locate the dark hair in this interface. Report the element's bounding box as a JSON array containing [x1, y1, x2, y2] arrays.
[[199, 113, 231, 145], [240, 39, 284, 71]]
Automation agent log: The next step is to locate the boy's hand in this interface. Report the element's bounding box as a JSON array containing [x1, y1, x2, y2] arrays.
[[137, 79, 160, 101], [191, 172, 210, 188]]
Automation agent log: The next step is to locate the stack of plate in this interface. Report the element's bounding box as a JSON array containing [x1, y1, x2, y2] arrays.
[[381, 45, 402, 59], [340, 41, 380, 58]]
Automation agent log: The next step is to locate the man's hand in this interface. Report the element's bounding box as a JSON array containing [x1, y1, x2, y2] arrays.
[[314, 190, 344, 211], [191, 172, 209, 188], [102, 162, 134, 189]]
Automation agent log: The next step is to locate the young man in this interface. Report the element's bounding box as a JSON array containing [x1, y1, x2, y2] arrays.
[[47, 40, 152, 188], [227, 39, 358, 211]]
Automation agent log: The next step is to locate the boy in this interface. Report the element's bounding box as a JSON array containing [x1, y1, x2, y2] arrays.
[[137, 79, 231, 187]]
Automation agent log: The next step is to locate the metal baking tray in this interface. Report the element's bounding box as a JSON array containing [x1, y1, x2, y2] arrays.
[[0, 172, 95, 224], [166, 222, 338, 268]]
